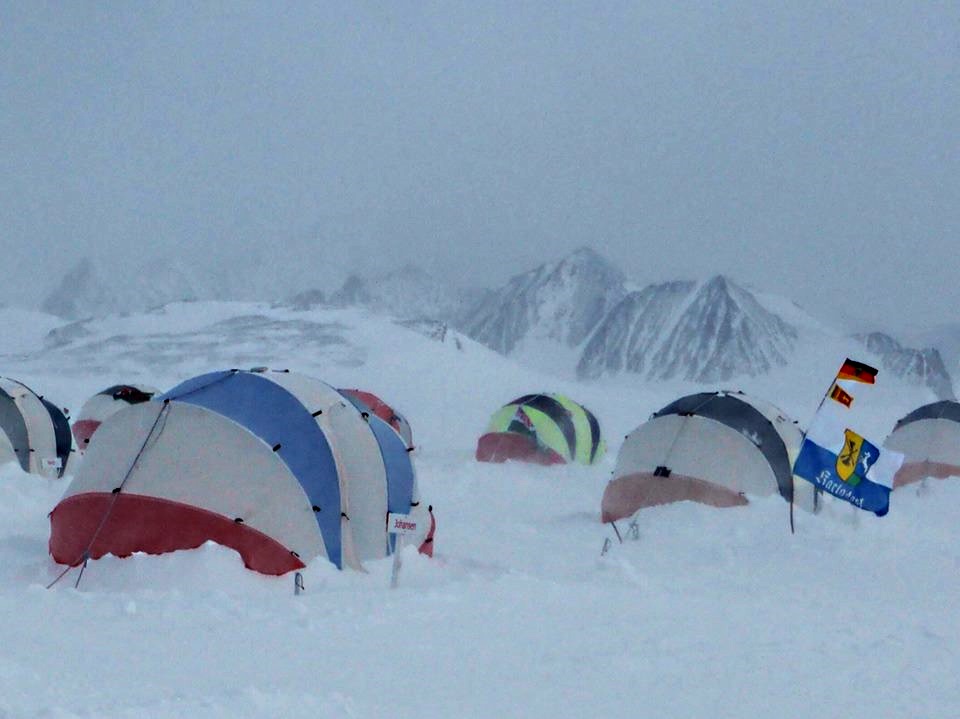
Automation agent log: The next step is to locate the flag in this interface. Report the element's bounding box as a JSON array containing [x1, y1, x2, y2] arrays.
[[830, 384, 853, 407], [837, 358, 878, 384], [793, 359, 903, 516]]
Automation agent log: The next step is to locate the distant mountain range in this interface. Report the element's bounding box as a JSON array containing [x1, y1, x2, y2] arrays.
[[38, 249, 955, 398], [451, 247, 954, 398]]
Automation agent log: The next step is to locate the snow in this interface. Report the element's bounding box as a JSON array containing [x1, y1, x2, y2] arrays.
[[0, 301, 957, 717]]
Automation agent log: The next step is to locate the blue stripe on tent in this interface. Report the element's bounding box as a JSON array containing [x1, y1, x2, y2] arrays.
[[159, 371, 343, 568], [366, 416, 415, 553]]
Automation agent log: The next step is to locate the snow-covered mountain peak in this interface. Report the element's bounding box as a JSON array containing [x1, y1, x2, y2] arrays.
[[456, 247, 628, 355], [579, 273, 798, 382]]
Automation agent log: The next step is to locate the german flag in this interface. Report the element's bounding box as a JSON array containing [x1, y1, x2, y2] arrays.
[[837, 358, 878, 384], [830, 383, 854, 407]]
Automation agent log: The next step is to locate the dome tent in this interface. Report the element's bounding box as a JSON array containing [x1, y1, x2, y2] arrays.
[[0, 377, 71, 478], [602, 391, 816, 523], [72, 383, 159, 449], [49, 368, 432, 575], [885, 400, 960, 488], [339, 388, 413, 447], [476, 393, 605, 466]]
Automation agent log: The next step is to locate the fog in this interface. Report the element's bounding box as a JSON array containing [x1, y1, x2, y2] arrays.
[[1, 2, 957, 331]]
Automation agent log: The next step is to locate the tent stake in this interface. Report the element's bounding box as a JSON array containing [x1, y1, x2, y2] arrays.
[[610, 521, 623, 544]]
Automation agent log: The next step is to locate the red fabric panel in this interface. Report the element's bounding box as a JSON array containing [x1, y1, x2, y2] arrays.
[[71, 419, 101, 448], [475, 432, 566, 465], [893, 461, 960, 489], [340, 389, 402, 432], [49, 492, 306, 576], [417, 508, 436, 558], [601, 472, 749, 523]]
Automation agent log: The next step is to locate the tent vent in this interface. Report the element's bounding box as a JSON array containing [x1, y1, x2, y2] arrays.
[[311, 410, 323, 417], [312, 505, 321, 512], [234, 517, 244, 523], [361, 412, 369, 420], [111, 486, 122, 493], [406, 446, 415, 453], [272, 443, 282, 452], [653, 466, 672, 478]]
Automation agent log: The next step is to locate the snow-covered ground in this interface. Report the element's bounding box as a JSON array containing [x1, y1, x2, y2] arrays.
[[0, 303, 957, 718]]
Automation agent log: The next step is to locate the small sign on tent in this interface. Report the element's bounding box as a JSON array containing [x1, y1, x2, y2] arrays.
[[387, 512, 419, 588]]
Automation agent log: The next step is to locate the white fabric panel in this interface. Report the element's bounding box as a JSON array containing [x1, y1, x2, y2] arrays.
[[0, 378, 57, 477], [887, 419, 960, 465], [62, 401, 326, 563], [76, 393, 126, 425], [616, 414, 779, 497], [265, 372, 390, 564]]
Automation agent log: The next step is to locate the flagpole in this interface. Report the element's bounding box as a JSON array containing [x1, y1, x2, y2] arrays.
[[791, 376, 837, 535]]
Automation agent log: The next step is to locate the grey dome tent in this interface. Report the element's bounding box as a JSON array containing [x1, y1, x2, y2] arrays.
[[602, 391, 816, 523], [885, 400, 960, 488], [0, 377, 72, 478]]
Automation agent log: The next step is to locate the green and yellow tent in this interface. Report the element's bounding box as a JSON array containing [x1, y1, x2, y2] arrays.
[[476, 394, 605, 466]]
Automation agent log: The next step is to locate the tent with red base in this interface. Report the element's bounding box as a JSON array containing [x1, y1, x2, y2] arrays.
[[72, 383, 158, 450], [50, 368, 433, 575], [476, 393, 605, 466], [601, 391, 816, 524], [885, 400, 960, 488]]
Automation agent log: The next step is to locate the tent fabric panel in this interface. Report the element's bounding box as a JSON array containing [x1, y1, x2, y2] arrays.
[[585, 407, 603, 463], [475, 432, 566, 465], [893, 400, 960, 431], [886, 418, 960, 467], [616, 414, 782, 499], [893, 461, 960, 488], [601, 472, 750, 522], [72, 419, 102, 449], [161, 371, 342, 567], [339, 389, 413, 446], [268, 372, 390, 564], [520, 406, 573, 461], [553, 395, 594, 464], [366, 415, 415, 516], [509, 395, 577, 458], [887, 416, 960, 457], [76, 393, 124, 427], [486, 404, 522, 434], [59, 401, 327, 567], [0, 387, 30, 472], [97, 384, 156, 404], [365, 415, 416, 555], [49, 492, 306, 576], [0, 378, 58, 477], [40, 398, 72, 477], [652, 392, 793, 501]]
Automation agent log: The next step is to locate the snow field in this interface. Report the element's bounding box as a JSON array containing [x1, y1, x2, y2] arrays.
[[0, 302, 956, 717]]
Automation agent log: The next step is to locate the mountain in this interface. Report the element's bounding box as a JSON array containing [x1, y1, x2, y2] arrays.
[[457, 246, 628, 355], [857, 332, 955, 400], [41, 257, 203, 319], [324, 265, 463, 320], [578, 275, 798, 382]]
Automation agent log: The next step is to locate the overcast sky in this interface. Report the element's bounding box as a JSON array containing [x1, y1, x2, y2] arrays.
[[1, 2, 957, 331]]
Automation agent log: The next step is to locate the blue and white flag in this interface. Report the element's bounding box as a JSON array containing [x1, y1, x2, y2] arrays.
[[793, 359, 904, 516]]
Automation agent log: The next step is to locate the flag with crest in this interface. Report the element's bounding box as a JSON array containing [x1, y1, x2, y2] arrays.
[[793, 358, 903, 516]]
